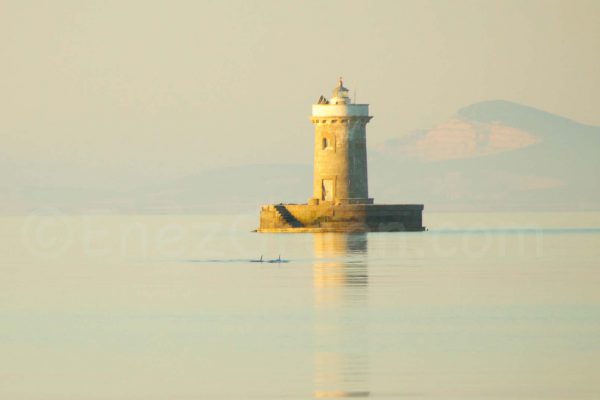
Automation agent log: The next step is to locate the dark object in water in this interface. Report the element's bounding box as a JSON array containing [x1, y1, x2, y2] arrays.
[[250, 255, 263, 263], [267, 255, 289, 263]]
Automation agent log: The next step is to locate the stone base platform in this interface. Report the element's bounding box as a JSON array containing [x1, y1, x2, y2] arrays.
[[257, 203, 424, 233]]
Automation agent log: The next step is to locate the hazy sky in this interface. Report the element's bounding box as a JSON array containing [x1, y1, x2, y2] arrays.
[[2, 0, 599, 189]]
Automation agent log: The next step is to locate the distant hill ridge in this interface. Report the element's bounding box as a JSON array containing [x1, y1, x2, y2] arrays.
[[2, 100, 599, 214], [458, 100, 600, 137], [371, 100, 600, 211]]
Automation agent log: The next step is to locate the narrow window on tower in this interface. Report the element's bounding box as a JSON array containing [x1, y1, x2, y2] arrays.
[[322, 137, 329, 150]]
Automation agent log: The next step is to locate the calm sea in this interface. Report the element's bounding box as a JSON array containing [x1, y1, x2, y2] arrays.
[[1, 212, 599, 399]]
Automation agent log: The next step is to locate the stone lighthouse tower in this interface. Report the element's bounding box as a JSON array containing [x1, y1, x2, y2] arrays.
[[257, 78, 424, 232], [310, 78, 373, 205]]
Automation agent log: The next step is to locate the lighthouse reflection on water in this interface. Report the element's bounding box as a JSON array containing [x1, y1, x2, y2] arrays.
[[313, 233, 370, 398]]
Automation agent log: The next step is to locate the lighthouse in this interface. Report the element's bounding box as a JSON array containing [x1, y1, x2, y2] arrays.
[[257, 78, 424, 232], [310, 78, 373, 205]]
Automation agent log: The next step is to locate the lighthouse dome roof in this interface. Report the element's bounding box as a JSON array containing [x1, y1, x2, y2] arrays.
[[331, 78, 350, 104]]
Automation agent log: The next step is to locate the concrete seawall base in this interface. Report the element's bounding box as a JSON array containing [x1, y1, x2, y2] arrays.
[[258, 203, 424, 233]]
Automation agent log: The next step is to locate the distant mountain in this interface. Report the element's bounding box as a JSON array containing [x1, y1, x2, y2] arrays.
[[0, 164, 313, 215], [370, 100, 600, 211], [120, 164, 312, 214], [3, 100, 598, 214]]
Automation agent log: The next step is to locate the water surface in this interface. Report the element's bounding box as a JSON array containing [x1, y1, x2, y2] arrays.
[[1, 212, 599, 399]]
